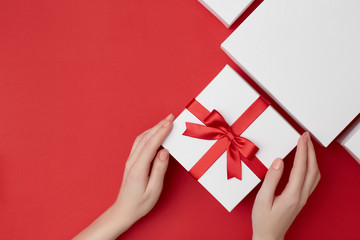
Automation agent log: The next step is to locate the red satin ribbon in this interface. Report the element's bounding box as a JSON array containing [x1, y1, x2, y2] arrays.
[[183, 97, 270, 180]]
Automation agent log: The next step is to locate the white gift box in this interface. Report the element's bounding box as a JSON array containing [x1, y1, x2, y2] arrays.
[[162, 65, 299, 211], [198, 0, 254, 28], [338, 120, 360, 164], [221, 0, 360, 147]]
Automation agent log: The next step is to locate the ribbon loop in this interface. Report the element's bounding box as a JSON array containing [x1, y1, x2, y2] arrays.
[[183, 122, 226, 140], [204, 110, 230, 132]]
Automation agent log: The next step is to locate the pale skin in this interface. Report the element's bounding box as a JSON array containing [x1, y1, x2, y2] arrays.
[[252, 131, 320, 240], [74, 115, 320, 240]]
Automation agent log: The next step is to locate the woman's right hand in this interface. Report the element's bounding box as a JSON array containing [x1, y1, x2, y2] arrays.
[[252, 132, 321, 240]]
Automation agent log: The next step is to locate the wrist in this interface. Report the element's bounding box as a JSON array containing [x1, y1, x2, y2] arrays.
[[108, 204, 136, 234]]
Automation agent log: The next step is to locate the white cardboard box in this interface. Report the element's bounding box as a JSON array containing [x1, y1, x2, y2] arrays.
[[222, 0, 360, 147], [162, 65, 299, 211], [198, 0, 254, 28], [339, 121, 360, 164]]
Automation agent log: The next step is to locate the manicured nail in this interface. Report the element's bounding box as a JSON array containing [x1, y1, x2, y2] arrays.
[[162, 119, 171, 128], [271, 158, 282, 170], [304, 132, 310, 142], [165, 113, 173, 120], [159, 150, 169, 161]]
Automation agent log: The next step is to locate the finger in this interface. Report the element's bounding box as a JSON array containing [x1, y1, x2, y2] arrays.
[[130, 114, 174, 160], [132, 117, 173, 177], [300, 133, 320, 199], [255, 158, 284, 209], [310, 172, 321, 195], [130, 130, 150, 155], [146, 149, 169, 195], [125, 114, 174, 177], [283, 133, 308, 196], [125, 129, 150, 174]]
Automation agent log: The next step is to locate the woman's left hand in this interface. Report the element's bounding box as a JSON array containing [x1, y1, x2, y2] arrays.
[[74, 114, 175, 240]]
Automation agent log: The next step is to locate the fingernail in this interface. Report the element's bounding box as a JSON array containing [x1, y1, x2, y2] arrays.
[[165, 113, 173, 120], [304, 132, 310, 142], [271, 158, 282, 170], [162, 119, 170, 128], [159, 150, 169, 161]]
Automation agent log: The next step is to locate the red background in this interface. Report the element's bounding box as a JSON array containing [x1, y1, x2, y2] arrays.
[[0, 0, 359, 239]]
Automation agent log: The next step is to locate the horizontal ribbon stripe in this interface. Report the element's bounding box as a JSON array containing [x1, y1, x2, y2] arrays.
[[183, 96, 269, 180]]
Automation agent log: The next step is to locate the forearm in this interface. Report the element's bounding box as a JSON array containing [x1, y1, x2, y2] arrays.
[[73, 204, 134, 240], [253, 235, 284, 240]]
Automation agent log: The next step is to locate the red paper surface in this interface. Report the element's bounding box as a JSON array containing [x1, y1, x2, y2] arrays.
[[0, 0, 359, 239]]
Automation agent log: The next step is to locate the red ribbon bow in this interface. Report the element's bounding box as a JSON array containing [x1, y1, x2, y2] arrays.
[[184, 110, 259, 180], [183, 97, 269, 181]]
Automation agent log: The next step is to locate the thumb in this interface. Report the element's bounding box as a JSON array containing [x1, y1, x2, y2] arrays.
[[256, 158, 284, 208]]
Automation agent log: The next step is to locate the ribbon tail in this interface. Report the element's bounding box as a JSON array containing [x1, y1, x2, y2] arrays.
[[227, 143, 242, 180]]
